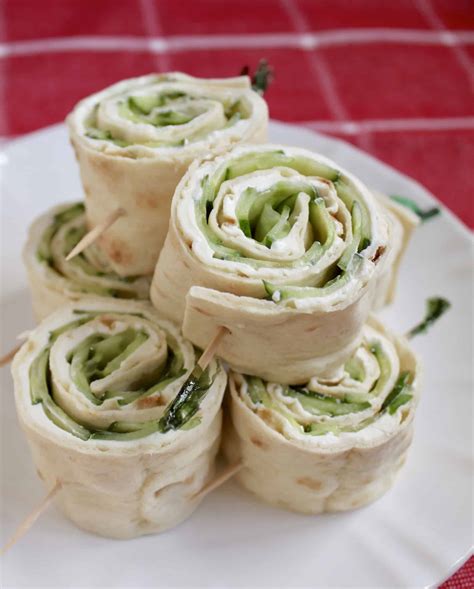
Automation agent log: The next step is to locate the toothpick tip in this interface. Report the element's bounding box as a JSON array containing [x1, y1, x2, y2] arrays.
[[191, 461, 243, 501], [65, 207, 126, 261], [1, 481, 62, 556]]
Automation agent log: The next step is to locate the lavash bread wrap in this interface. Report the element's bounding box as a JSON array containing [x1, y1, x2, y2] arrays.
[[151, 144, 403, 383], [372, 192, 419, 309], [223, 316, 420, 513], [67, 72, 269, 277], [23, 202, 150, 320], [11, 299, 227, 539]]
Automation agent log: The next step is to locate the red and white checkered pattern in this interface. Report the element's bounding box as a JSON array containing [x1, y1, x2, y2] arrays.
[[0, 0, 472, 582]]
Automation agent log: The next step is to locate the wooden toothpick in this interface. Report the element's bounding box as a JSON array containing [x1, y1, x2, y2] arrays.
[[66, 207, 126, 261], [1, 481, 62, 555], [198, 326, 229, 370], [191, 461, 243, 501]]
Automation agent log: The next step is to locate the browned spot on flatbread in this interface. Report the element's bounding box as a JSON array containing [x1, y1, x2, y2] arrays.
[[256, 407, 273, 422], [250, 436, 266, 449], [296, 477, 323, 491], [371, 245, 386, 264], [195, 307, 212, 317], [98, 315, 116, 328], [350, 498, 364, 509], [135, 191, 159, 210], [136, 395, 166, 409], [104, 239, 134, 266], [90, 155, 117, 175], [305, 325, 320, 333], [183, 475, 195, 485]]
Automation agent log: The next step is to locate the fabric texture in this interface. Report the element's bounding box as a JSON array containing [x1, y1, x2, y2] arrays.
[[1, 0, 472, 580]]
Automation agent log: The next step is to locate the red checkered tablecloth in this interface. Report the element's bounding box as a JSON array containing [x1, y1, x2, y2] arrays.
[[1, 0, 472, 584]]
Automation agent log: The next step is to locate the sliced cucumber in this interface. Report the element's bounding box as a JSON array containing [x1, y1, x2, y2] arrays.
[[151, 110, 195, 127], [286, 387, 370, 417], [101, 330, 148, 377], [382, 371, 413, 414], [333, 176, 371, 250], [262, 205, 291, 247], [91, 421, 161, 441], [29, 348, 51, 404], [344, 357, 365, 381], [69, 334, 104, 403], [247, 376, 268, 404], [263, 253, 363, 301], [224, 112, 241, 127], [42, 396, 91, 441], [308, 196, 334, 247], [226, 152, 339, 181], [129, 95, 160, 115], [367, 341, 392, 397], [338, 201, 362, 271]]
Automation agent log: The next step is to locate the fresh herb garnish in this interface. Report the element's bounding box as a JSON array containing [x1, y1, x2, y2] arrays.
[[240, 59, 273, 95], [408, 297, 451, 338], [390, 195, 440, 222], [159, 366, 213, 432]]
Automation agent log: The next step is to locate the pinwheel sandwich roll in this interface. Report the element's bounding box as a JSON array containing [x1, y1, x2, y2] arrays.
[[223, 316, 420, 513], [24, 202, 151, 320], [151, 144, 395, 383], [12, 299, 227, 539], [372, 192, 419, 309], [68, 73, 269, 276]]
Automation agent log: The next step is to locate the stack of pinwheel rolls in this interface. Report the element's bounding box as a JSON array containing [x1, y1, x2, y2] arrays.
[[13, 71, 421, 541], [150, 143, 420, 512], [15, 71, 267, 538], [24, 72, 269, 316]]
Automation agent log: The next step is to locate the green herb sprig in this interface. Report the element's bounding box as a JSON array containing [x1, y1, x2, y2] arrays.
[[240, 60, 274, 95], [159, 366, 212, 433], [390, 195, 440, 222], [408, 297, 451, 338]]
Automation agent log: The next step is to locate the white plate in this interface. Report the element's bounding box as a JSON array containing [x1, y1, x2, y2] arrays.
[[1, 122, 472, 589]]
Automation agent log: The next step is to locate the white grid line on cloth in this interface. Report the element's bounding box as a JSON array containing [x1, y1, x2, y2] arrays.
[[279, 0, 348, 122], [415, 0, 474, 87], [138, 0, 172, 71], [280, 0, 375, 152], [1, 30, 473, 58], [303, 116, 474, 135]]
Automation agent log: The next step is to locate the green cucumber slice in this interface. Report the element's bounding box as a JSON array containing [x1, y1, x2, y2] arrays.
[[286, 387, 370, 416], [263, 253, 363, 302], [338, 201, 362, 271], [382, 371, 413, 414]]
